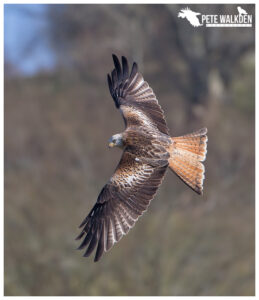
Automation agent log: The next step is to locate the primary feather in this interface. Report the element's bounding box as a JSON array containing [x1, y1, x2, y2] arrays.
[[76, 152, 168, 262], [108, 55, 169, 135], [77, 55, 208, 262]]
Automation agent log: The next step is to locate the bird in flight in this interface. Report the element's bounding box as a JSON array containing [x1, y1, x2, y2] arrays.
[[178, 7, 202, 27], [76, 55, 208, 262]]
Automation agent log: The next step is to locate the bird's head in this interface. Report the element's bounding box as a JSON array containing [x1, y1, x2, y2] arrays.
[[108, 133, 125, 149]]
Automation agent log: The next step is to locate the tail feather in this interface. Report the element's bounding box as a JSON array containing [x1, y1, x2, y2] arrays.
[[169, 128, 208, 195]]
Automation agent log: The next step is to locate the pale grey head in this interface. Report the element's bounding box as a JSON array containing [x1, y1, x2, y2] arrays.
[[108, 133, 125, 148]]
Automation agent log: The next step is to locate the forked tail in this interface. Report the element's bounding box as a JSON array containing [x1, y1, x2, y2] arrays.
[[168, 128, 208, 195]]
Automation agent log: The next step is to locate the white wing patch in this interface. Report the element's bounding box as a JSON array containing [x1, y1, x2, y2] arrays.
[[124, 174, 137, 185], [132, 109, 152, 127], [120, 105, 153, 128], [111, 161, 154, 190], [128, 73, 144, 92]]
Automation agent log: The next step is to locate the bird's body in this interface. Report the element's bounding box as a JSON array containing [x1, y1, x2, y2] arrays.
[[77, 55, 208, 262], [122, 127, 171, 164]]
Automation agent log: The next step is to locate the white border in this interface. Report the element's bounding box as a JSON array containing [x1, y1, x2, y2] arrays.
[[2, 1, 256, 299], [1, 1, 3, 298], [2, 0, 258, 3]]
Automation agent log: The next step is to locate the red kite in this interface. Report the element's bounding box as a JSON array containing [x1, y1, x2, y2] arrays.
[[76, 55, 208, 262]]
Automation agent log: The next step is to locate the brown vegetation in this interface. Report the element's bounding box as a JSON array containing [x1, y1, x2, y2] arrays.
[[4, 4, 254, 295]]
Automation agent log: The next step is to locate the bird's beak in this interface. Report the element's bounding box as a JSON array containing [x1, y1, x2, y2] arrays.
[[109, 142, 115, 148]]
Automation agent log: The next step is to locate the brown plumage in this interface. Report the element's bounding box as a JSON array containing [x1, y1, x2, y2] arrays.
[[77, 55, 208, 262], [168, 128, 207, 194]]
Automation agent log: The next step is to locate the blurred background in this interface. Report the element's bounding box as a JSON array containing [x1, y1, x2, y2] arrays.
[[4, 4, 255, 296]]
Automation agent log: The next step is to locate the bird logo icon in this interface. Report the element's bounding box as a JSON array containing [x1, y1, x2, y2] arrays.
[[178, 7, 202, 27], [237, 6, 248, 16]]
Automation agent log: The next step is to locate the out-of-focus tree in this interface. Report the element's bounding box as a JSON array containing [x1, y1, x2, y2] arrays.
[[45, 4, 254, 122], [5, 4, 255, 296]]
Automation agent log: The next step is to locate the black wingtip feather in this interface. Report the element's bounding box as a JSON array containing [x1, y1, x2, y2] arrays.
[[94, 223, 105, 262], [76, 156, 168, 262], [112, 54, 122, 81], [112, 53, 117, 61], [108, 71, 119, 108], [130, 62, 138, 80], [107, 55, 139, 109], [122, 56, 129, 80], [107, 74, 113, 95], [83, 226, 98, 257], [79, 217, 88, 228], [77, 230, 92, 250], [111, 69, 117, 88], [75, 230, 85, 240]]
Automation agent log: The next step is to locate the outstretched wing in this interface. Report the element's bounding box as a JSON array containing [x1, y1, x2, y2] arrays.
[[76, 151, 167, 262], [107, 55, 169, 135]]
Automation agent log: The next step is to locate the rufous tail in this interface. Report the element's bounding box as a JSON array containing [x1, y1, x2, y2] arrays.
[[168, 128, 208, 195]]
